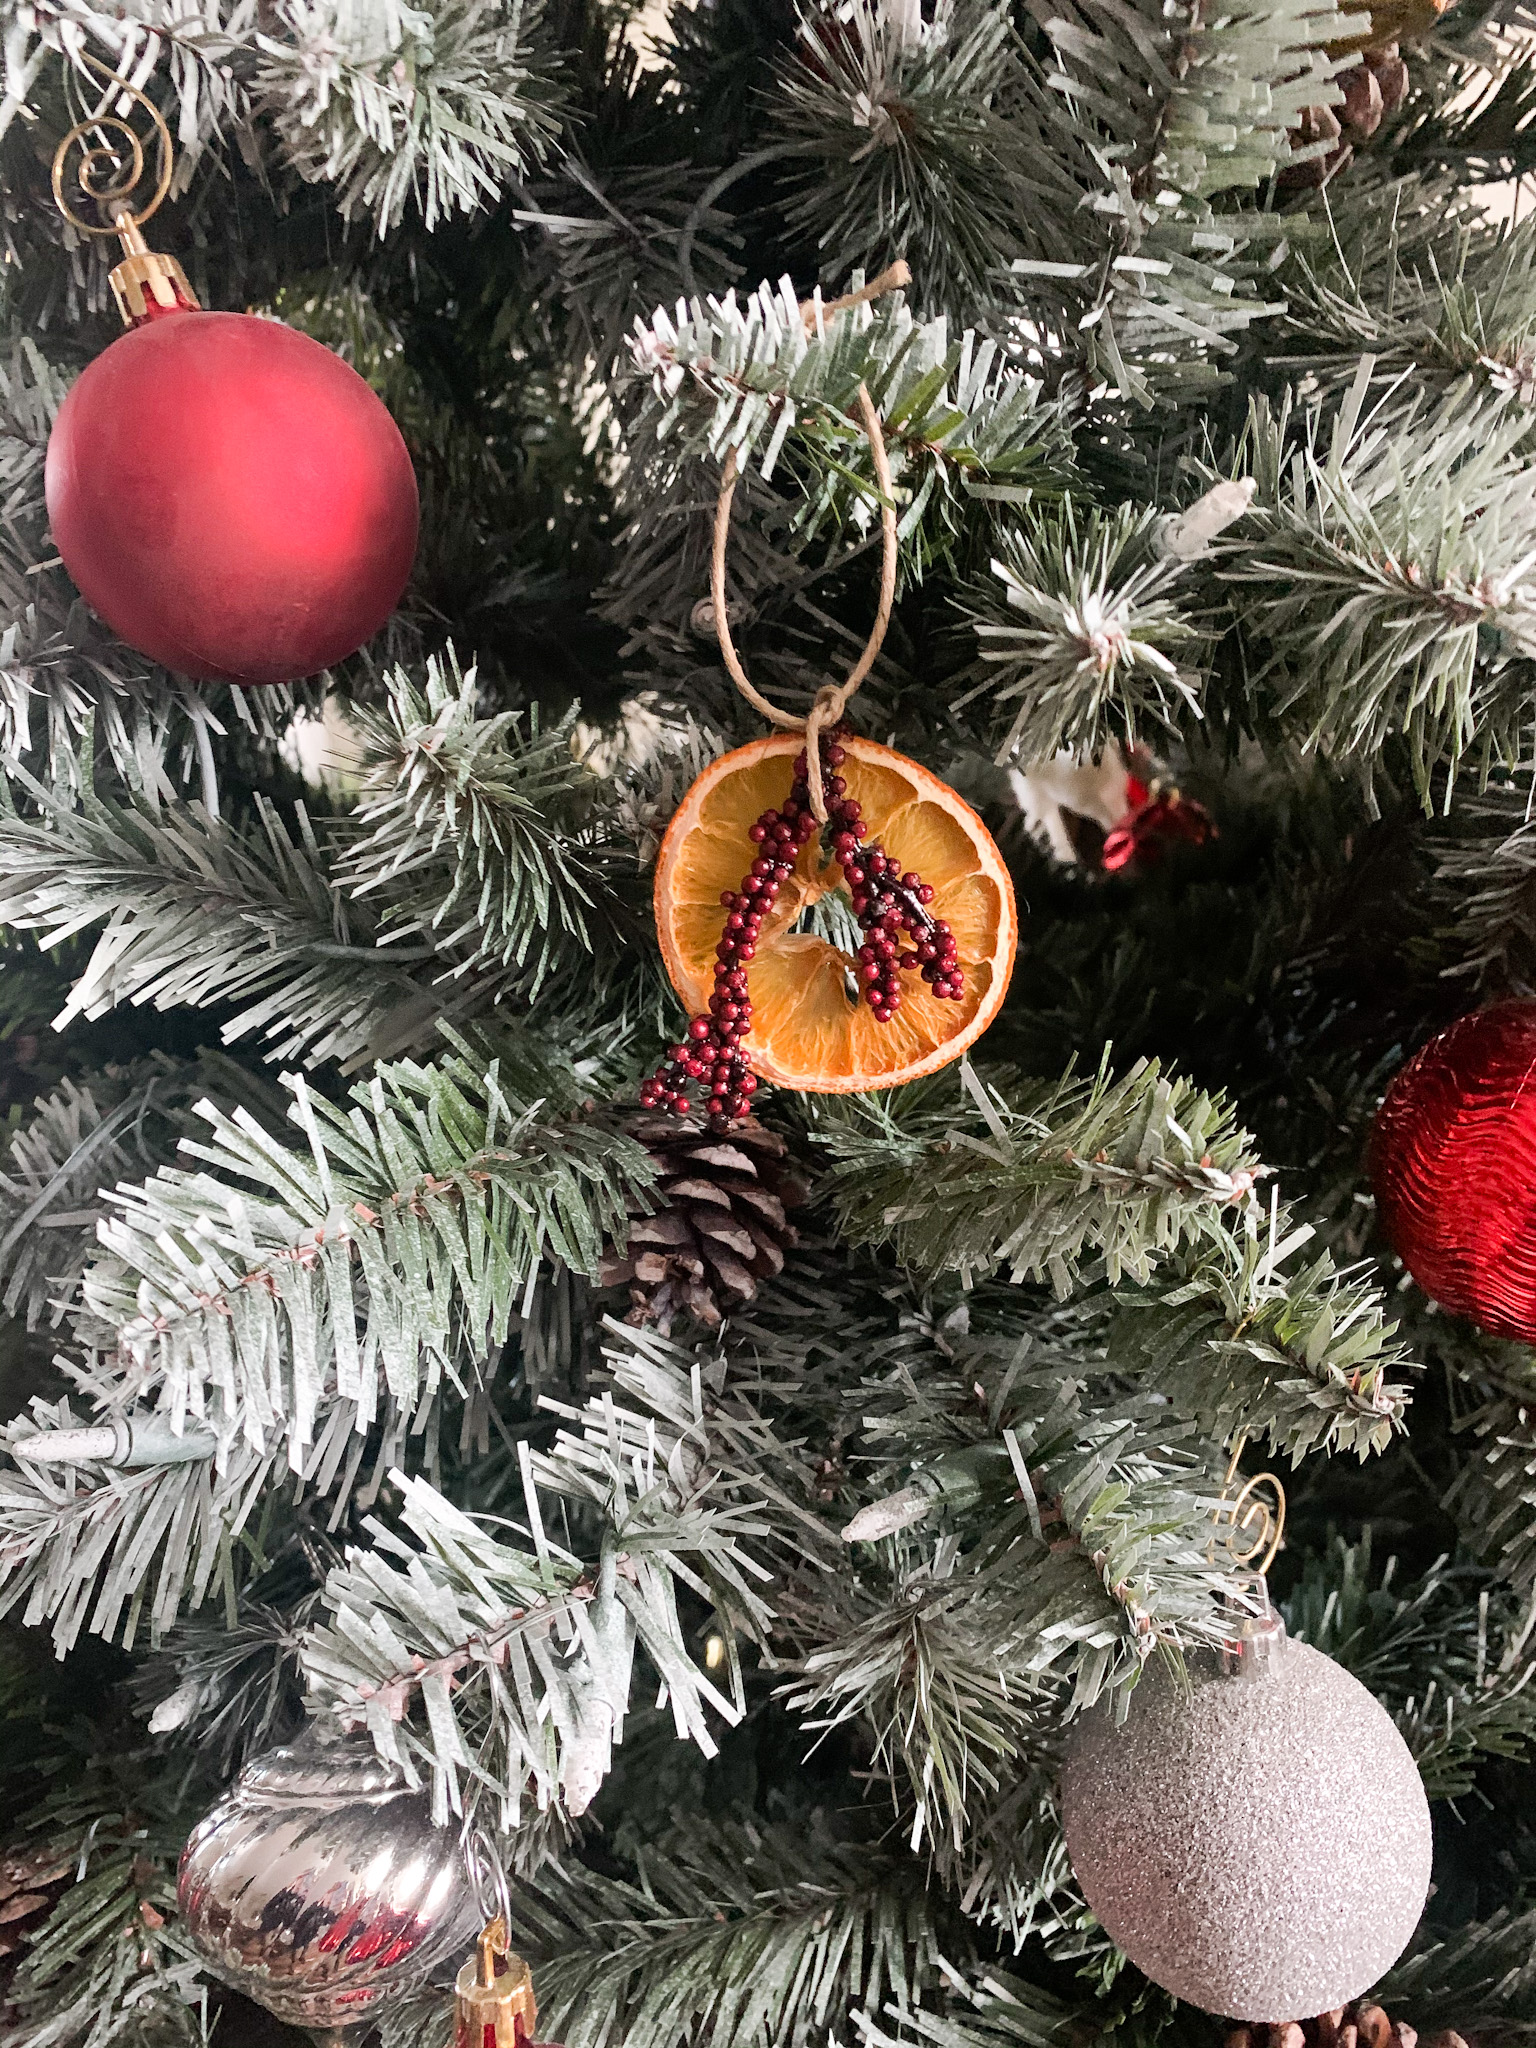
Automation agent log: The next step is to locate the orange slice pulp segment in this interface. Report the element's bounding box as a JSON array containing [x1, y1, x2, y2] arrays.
[[654, 734, 1018, 1092]]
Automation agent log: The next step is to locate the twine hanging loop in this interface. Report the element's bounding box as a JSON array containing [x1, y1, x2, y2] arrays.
[[708, 264, 909, 823]]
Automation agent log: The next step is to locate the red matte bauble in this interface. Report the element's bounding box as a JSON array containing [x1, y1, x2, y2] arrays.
[[1372, 1000, 1536, 1341], [45, 309, 418, 685]]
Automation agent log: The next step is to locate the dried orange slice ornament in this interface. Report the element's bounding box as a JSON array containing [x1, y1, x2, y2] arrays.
[[640, 280, 1014, 1123], [650, 731, 1016, 1101]]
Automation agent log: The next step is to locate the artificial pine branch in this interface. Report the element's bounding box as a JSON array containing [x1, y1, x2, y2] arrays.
[[1226, 367, 1536, 806], [1009, 0, 1358, 403], [1109, 1236, 1411, 1462], [1283, 1531, 1536, 1799], [1430, 781, 1536, 996], [0, 1704, 214, 2048], [627, 276, 1073, 577], [339, 652, 616, 1003], [816, 1055, 1267, 1291], [0, 1362, 443, 1657], [497, 1814, 958, 2048], [79, 1033, 655, 1462], [0, 1379, 272, 1656], [520, 150, 745, 375], [0, 773, 431, 1070], [134, 1595, 314, 1776], [856, 1971, 1076, 2048], [1276, 206, 1536, 400], [0, 1055, 283, 1331], [247, 0, 565, 233], [815, 1059, 1410, 1460], [793, 1379, 1235, 1850], [301, 1335, 802, 1826], [957, 500, 1207, 764], [1445, 1365, 1536, 1592], [1378, 1905, 1536, 2038], [767, 0, 1057, 323], [5, 2, 566, 237]]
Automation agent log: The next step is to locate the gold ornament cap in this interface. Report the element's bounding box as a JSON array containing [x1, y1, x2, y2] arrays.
[[454, 1918, 537, 2048], [107, 221, 198, 327]]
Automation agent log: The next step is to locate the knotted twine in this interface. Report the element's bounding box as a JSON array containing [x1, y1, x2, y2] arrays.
[[707, 261, 909, 823]]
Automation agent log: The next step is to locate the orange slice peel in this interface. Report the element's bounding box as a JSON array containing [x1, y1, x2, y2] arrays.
[[651, 733, 1017, 1098]]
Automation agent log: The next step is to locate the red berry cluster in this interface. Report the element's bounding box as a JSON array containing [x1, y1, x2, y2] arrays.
[[642, 736, 964, 1127]]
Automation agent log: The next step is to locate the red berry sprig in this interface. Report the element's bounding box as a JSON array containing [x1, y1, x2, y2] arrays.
[[642, 735, 964, 1127]]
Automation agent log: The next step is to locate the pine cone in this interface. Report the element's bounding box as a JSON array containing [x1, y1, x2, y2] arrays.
[[1279, 102, 1351, 189], [1226, 2003, 1469, 2048], [1364, 42, 1410, 112], [599, 1114, 808, 1331], [0, 1842, 72, 2001]]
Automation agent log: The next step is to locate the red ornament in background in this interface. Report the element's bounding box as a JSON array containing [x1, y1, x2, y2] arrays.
[[44, 60, 417, 686], [1101, 767, 1215, 872], [1371, 1000, 1536, 1342]]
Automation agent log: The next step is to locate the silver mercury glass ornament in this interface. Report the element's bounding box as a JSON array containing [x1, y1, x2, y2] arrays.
[[177, 1725, 482, 2048]]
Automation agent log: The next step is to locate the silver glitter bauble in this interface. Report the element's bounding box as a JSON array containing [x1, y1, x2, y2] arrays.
[[1061, 1630, 1432, 2022], [177, 1727, 481, 2033]]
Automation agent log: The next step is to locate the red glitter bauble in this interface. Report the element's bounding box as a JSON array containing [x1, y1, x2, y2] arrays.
[[1372, 1000, 1536, 1340], [45, 310, 418, 685]]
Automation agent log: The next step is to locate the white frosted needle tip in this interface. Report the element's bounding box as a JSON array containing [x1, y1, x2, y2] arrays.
[[12, 1426, 118, 1464]]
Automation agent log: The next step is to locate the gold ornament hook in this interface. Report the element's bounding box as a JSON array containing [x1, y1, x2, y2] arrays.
[[48, 50, 198, 328], [51, 51, 174, 240], [1210, 1434, 1287, 1579]]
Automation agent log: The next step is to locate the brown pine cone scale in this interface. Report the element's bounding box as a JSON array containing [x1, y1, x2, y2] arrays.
[[0, 1844, 71, 1965], [1227, 2003, 1467, 2048], [600, 1114, 808, 1331]]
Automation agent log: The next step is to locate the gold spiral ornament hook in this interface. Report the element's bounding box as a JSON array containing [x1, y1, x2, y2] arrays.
[[1211, 1436, 1287, 1578], [50, 51, 174, 239]]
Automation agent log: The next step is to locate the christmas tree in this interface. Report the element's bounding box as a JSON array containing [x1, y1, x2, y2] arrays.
[[3, 1, 1536, 2045]]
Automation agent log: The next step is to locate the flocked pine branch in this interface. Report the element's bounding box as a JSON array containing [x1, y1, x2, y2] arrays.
[[0, 1369, 276, 1657], [1430, 781, 1536, 996], [79, 1032, 654, 1464], [302, 1331, 822, 1824], [1377, 1904, 1536, 2040], [1008, 0, 1362, 401], [628, 276, 1072, 574], [1283, 1531, 1536, 1801], [816, 1059, 1411, 1462], [137, 1595, 313, 1775], [768, 0, 1064, 323], [1108, 1228, 1411, 1464], [248, 0, 564, 233], [0, 1053, 282, 1331], [1225, 365, 1536, 805], [816, 1055, 1266, 1292], [0, 1731, 207, 2048], [519, 152, 744, 376], [338, 652, 615, 1003], [0, 1332, 474, 1659], [792, 1331, 1240, 1850], [855, 1968, 1075, 2048], [1038, 0, 1358, 204], [0, 770, 434, 1069], [957, 501, 1207, 764], [5, 1, 565, 236], [1275, 205, 1536, 401]]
